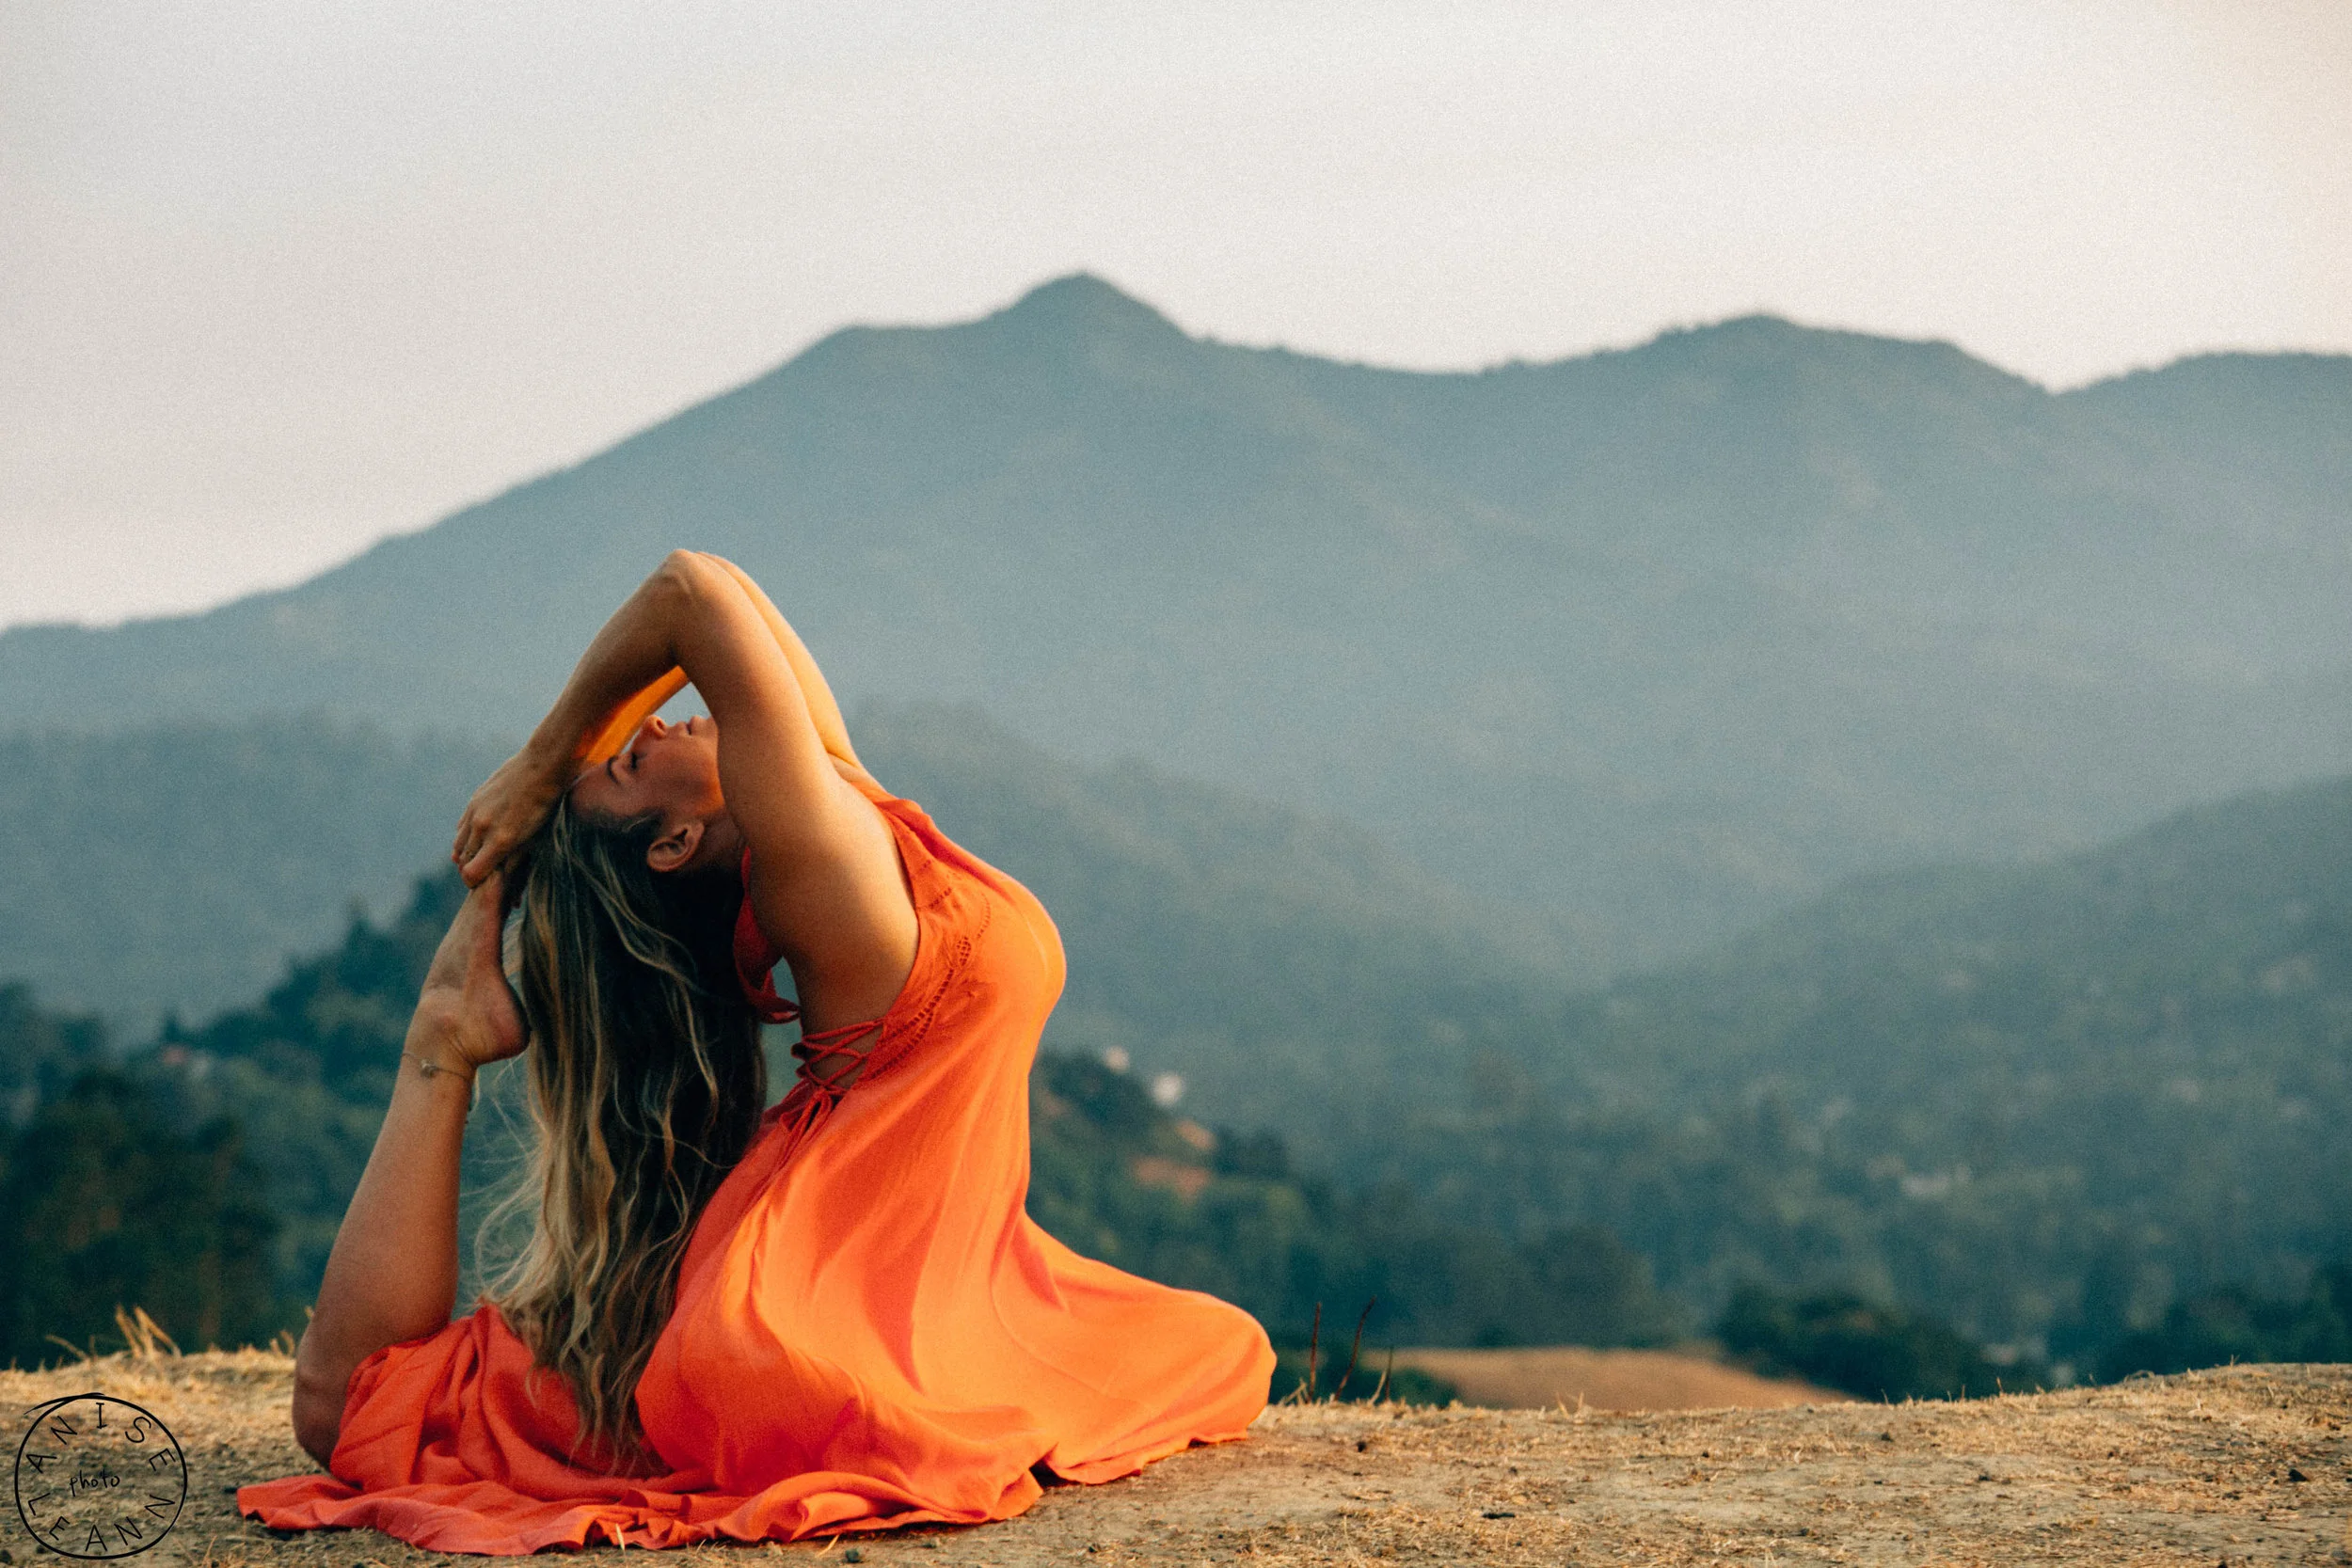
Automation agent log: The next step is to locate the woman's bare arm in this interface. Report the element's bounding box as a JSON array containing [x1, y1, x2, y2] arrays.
[[290, 875, 524, 1468]]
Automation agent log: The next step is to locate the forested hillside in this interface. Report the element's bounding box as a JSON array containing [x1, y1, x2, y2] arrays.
[[1344, 776, 2352, 1370], [8, 277, 2344, 965], [0, 886, 1663, 1385]]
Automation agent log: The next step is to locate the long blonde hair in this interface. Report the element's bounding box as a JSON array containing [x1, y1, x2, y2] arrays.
[[481, 794, 766, 1468]]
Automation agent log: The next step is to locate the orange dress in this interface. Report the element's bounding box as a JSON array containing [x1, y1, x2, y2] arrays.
[[237, 776, 1274, 1553]]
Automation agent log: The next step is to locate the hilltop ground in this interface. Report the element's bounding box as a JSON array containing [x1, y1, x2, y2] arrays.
[[3, 1352, 2344, 1566]]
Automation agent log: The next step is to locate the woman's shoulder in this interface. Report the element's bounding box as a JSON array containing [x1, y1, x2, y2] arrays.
[[823, 758, 1055, 945], [737, 756, 1063, 1077], [731, 758, 930, 1019]]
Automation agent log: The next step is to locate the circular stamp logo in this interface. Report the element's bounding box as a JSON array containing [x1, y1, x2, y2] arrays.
[[12, 1394, 185, 1559]]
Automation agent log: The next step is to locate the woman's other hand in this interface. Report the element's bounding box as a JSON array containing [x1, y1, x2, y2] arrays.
[[452, 745, 566, 887], [412, 872, 528, 1070]]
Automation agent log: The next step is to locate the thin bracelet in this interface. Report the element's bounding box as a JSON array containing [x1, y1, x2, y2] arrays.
[[404, 1050, 479, 1110]]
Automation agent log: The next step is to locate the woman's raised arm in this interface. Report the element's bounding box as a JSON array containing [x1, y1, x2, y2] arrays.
[[453, 557, 701, 884], [657, 559, 915, 1029], [453, 551, 857, 885], [451, 550, 913, 1026]]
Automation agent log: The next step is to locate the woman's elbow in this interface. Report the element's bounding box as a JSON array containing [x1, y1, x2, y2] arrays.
[[653, 549, 727, 599]]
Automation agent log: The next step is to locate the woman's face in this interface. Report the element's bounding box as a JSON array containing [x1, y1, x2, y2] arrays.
[[569, 714, 724, 833]]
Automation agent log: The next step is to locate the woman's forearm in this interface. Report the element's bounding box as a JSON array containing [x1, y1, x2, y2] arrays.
[[522, 554, 704, 771], [519, 551, 845, 769], [455, 551, 834, 884], [452, 559, 699, 883], [289, 1016, 473, 1467]]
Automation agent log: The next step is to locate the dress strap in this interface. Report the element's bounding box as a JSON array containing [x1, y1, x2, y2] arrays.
[[732, 846, 800, 1024]]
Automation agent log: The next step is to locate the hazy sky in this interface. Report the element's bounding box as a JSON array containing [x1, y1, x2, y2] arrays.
[[5, 0, 2347, 630]]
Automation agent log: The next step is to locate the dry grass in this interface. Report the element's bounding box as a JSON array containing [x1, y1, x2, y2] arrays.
[[1391, 1345, 1842, 1411], [5, 1348, 2345, 1565]]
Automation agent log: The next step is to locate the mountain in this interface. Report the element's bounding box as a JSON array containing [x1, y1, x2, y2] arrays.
[[1359, 773, 2352, 1358], [1554, 773, 2352, 1120], [0, 705, 1566, 1136], [6, 276, 2347, 965]]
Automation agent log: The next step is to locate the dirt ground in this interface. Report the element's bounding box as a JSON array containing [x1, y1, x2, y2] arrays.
[[1392, 1345, 1843, 1411], [4, 1350, 2345, 1566]]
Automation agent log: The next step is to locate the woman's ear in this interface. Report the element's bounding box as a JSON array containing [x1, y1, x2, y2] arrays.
[[646, 818, 705, 874]]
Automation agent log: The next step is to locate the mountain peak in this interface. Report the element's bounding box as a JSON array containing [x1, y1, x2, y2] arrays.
[[989, 272, 1188, 343]]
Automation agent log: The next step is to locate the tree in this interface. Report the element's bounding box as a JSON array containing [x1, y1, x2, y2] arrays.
[[0, 1070, 283, 1364]]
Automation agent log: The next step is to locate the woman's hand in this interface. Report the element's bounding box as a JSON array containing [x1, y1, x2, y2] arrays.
[[452, 745, 567, 888], [410, 872, 528, 1071]]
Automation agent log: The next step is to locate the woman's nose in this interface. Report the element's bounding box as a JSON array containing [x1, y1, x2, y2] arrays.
[[643, 716, 669, 741]]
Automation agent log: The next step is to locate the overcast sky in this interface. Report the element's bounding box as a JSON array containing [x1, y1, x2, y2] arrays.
[[5, 0, 2347, 630]]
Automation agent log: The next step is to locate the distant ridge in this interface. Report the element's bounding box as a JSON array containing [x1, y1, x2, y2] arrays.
[[7, 275, 2347, 965]]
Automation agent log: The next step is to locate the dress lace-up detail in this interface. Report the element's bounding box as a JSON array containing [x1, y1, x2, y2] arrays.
[[762, 1014, 885, 1156]]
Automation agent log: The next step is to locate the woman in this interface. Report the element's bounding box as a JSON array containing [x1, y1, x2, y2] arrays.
[[238, 551, 1274, 1553]]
